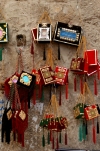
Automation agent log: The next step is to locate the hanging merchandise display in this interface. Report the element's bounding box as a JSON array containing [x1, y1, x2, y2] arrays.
[[55, 66, 69, 103], [38, 65, 55, 85], [70, 36, 99, 95], [1, 85, 14, 144], [0, 9, 9, 60], [31, 11, 52, 57], [73, 81, 99, 144], [11, 83, 28, 147], [73, 94, 85, 119], [31, 11, 52, 43], [53, 22, 82, 46], [84, 49, 98, 76], [39, 94, 68, 149], [70, 36, 86, 73], [4, 48, 36, 109], [0, 23, 8, 43], [4, 48, 23, 98]]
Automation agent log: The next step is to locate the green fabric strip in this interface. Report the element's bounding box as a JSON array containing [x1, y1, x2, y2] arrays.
[[0, 48, 4, 61]]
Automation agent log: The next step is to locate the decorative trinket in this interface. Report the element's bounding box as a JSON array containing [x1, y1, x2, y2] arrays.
[[38, 66, 55, 85], [84, 105, 99, 120], [55, 66, 69, 85], [0, 23, 8, 42], [53, 22, 81, 46]]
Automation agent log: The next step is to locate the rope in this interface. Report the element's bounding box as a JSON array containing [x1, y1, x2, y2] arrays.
[[37, 11, 52, 25], [14, 83, 21, 110], [16, 48, 23, 74]]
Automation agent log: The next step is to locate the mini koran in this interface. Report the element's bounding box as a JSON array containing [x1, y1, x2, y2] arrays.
[[37, 23, 51, 42], [0, 23, 8, 42], [53, 22, 81, 46]]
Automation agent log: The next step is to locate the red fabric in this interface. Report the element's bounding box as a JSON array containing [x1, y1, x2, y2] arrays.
[[65, 132, 67, 145]]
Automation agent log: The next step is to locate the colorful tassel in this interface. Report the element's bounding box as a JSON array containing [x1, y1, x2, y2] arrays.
[[93, 125, 96, 144], [79, 122, 83, 141], [94, 79, 97, 95], [42, 134, 45, 147], [40, 87, 44, 102], [47, 131, 50, 144], [56, 133, 59, 149], [52, 135, 54, 149], [43, 46, 46, 60], [59, 132, 61, 143], [38, 83, 42, 99], [65, 131, 67, 145], [30, 42, 34, 54], [93, 119, 96, 144], [86, 121, 88, 135], [0, 48, 4, 61], [59, 86, 61, 106], [97, 118, 99, 134], [66, 83, 68, 99], [80, 77, 83, 94], [50, 130, 52, 141], [97, 63, 100, 80], [74, 76, 77, 91], [58, 44, 60, 60], [33, 88, 36, 105], [83, 121, 86, 140]]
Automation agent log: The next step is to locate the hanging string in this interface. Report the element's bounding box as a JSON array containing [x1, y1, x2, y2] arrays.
[[58, 44, 60, 60], [43, 45, 46, 60], [46, 47, 55, 70]]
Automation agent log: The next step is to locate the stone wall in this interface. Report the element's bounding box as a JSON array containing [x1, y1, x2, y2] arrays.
[[0, 0, 100, 150]]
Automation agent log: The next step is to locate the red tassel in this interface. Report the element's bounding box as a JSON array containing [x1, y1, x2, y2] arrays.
[[52, 136, 54, 149], [80, 77, 83, 94], [65, 132, 67, 145], [38, 83, 42, 99], [74, 76, 77, 91], [59, 86, 61, 106], [50, 130, 52, 141], [94, 79, 97, 95], [33, 89, 36, 105], [97, 63, 100, 80], [21, 133, 24, 147], [93, 119, 96, 144], [66, 83, 68, 99], [56, 133, 59, 149], [30, 42, 34, 54]]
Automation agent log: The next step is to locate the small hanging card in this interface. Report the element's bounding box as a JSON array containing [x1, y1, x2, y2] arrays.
[[53, 22, 81, 46], [55, 66, 69, 85], [0, 23, 8, 43], [38, 66, 55, 85]]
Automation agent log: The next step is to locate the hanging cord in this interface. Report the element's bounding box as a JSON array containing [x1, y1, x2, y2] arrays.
[[8, 84, 15, 107], [75, 35, 87, 58], [46, 48, 55, 70], [83, 82, 96, 105], [0, 7, 6, 21], [37, 11, 52, 25], [14, 83, 21, 110], [16, 48, 23, 74]]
